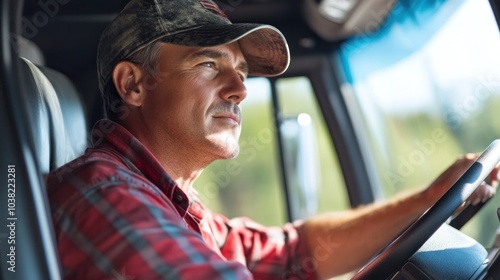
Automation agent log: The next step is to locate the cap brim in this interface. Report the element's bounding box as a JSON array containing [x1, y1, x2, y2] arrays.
[[157, 23, 290, 77]]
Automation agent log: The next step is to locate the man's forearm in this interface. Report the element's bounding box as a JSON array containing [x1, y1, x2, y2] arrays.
[[301, 188, 431, 279]]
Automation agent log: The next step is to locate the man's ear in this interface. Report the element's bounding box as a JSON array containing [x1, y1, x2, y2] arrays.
[[112, 61, 146, 107]]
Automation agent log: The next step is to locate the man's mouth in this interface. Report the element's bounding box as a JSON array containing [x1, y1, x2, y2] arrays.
[[213, 113, 240, 125]]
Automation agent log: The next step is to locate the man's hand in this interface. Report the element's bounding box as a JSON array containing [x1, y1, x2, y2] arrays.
[[424, 153, 499, 206]]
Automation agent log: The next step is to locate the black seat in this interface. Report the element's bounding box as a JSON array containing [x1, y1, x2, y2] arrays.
[[0, 3, 86, 278], [0, 45, 88, 280], [18, 57, 87, 174]]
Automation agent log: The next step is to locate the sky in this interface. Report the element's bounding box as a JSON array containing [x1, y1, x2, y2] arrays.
[[361, 0, 500, 115]]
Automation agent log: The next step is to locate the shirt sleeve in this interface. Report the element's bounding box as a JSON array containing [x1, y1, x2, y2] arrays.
[[206, 213, 319, 279], [52, 181, 253, 280]]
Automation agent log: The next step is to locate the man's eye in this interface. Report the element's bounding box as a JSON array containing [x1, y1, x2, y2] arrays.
[[200, 62, 215, 68], [238, 73, 246, 82]]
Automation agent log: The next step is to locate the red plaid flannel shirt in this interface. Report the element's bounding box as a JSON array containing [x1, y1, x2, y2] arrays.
[[46, 120, 317, 279]]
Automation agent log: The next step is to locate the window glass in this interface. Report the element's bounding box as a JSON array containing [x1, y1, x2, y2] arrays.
[[276, 77, 350, 217], [339, 0, 500, 246]]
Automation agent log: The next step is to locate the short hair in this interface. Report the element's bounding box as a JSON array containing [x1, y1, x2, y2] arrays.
[[102, 41, 163, 121]]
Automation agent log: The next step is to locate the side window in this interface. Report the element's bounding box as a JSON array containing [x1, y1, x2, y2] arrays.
[[276, 77, 349, 218], [196, 77, 350, 226], [338, 0, 500, 245]]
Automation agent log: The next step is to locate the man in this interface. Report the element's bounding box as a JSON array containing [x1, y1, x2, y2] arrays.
[[46, 0, 498, 279]]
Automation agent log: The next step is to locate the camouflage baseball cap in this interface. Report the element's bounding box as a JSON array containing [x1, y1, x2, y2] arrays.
[[97, 0, 290, 93]]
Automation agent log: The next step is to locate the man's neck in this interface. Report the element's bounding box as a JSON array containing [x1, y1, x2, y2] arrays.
[[142, 135, 209, 193], [158, 156, 205, 192], [121, 119, 212, 193]]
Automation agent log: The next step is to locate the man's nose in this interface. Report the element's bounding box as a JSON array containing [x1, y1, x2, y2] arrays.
[[219, 70, 247, 104]]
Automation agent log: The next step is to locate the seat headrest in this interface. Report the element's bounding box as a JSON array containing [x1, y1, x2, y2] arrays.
[[18, 57, 51, 173], [17, 36, 45, 66], [20, 57, 87, 174], [40, 67, 88, 158]]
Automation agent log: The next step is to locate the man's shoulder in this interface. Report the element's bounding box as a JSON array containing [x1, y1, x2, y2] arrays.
[[46, 148, 155, 208], [47, 148, 126, 186]]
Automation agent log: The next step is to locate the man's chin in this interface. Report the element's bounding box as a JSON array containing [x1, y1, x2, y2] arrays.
[[206, 134, 240, 158], [219, 146, 240, 160]]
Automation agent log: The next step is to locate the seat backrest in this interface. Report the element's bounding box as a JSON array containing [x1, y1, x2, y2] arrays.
[[19, 57, 87, 174]]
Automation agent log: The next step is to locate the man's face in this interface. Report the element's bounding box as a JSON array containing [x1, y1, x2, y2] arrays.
[[140, 42, 248, 161]]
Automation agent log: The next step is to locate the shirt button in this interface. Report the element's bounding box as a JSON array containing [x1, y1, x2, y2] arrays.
[[175, 194, 184, 202]]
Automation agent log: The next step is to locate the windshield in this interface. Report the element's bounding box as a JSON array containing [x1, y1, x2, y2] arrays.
[[339, 0, 500, 246]]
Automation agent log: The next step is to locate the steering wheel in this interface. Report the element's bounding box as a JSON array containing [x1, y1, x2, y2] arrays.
[[352, 139, 500, 280]]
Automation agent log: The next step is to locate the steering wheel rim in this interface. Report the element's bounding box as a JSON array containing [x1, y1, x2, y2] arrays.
[[352, 139, 500, 280]]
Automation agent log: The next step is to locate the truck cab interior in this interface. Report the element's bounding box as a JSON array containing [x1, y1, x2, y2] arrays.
[[2, 0, 500, 279]]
